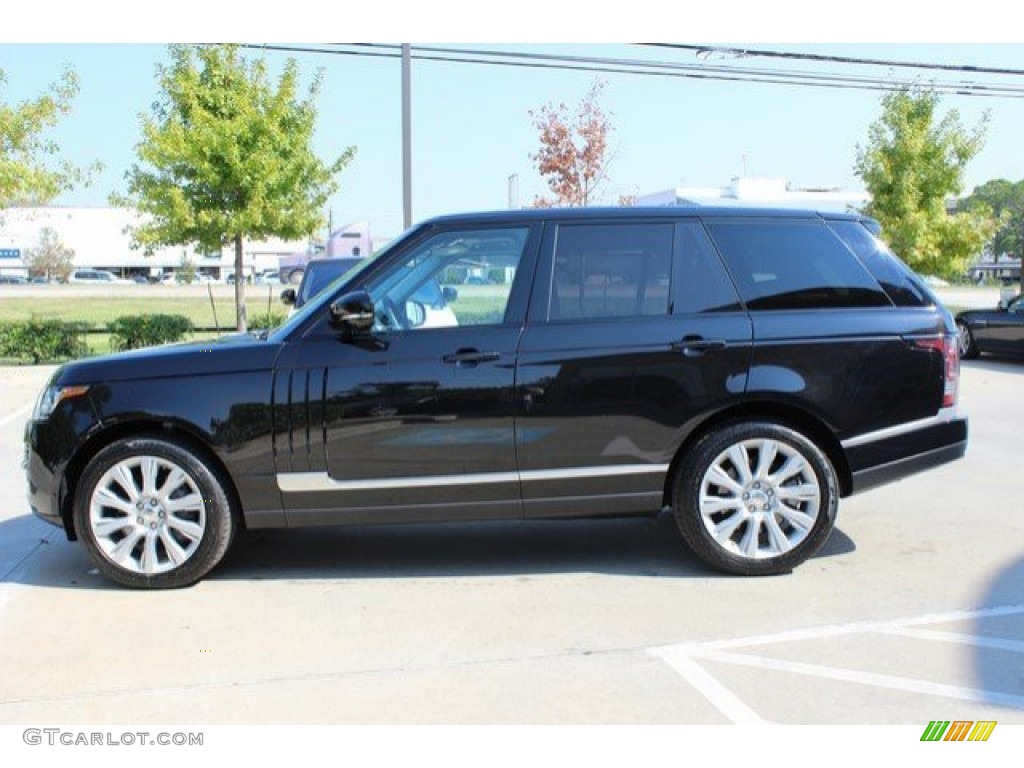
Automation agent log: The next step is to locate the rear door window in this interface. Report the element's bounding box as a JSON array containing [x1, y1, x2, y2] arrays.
[[703, 218, 891, 310], [549, 223, 673, 321]]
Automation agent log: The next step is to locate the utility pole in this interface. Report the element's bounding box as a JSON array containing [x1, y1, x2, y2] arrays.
[[402, 44, 413, 230]]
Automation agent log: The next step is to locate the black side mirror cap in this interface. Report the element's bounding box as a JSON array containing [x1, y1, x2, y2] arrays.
[[280, 288, 296, 306], [329, 290, 375, 331]]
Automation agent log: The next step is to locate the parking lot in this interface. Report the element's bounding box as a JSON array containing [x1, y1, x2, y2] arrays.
[[0, 357, 1021, 725]]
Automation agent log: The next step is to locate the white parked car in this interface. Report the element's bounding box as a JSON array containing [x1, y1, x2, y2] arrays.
[[256, 270, 281, 285], [68, 269, 131, 285]]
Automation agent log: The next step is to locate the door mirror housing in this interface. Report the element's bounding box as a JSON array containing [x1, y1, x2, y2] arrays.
[[280, 288, 297, 306], [329, 290, 375, 332], [442, 285, 459, 304]]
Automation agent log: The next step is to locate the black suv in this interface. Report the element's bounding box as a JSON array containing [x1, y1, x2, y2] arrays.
[[279, 257, 363, 312], [24, 208, 967, 588]]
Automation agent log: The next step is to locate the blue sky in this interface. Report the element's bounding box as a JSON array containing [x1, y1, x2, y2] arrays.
[[2, 39, 1023, 240]]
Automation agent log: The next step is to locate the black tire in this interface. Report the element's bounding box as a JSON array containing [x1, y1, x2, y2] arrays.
[[957, 320, 979, 360], [73, 436, 236, 589], [672, 422, 839, 576]]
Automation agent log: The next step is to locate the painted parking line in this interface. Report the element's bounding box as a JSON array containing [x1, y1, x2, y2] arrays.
[[648, 604, 1024, 724]]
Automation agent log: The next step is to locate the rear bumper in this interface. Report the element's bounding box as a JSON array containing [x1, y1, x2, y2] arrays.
[[845, 416, 968, 496]]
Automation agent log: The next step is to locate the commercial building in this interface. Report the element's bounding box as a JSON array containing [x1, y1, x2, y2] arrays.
[[0, 206, 308, 280], [638, 176, 869, 212]]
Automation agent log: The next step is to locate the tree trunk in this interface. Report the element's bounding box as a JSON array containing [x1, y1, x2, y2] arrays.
[[234, 234, 247, 332]]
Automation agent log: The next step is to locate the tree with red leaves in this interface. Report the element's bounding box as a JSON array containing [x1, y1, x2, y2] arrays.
[[529, 80, 611, 208]]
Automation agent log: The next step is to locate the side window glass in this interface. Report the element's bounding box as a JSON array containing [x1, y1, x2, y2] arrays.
[[364, 227, 529, 331], [704, 219, 892, 311], [550, 223, 673, 321], [674, 221, 742, 313], [826, 220, 933, 308]]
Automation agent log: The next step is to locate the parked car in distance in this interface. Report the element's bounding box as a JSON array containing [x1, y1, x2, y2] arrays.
[[0, 274, 29, 284], [68, 269, 130, 285], [280, 257, 363, 313], [25, 207, 968, 588], [956, 293, 1024, 359], [255, 270, 281, 285]]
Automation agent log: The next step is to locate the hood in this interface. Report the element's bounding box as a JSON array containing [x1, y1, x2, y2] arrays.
[[55, 333, 283, 386]]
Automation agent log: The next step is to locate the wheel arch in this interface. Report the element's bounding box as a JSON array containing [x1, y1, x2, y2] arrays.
[[59, 419, 243, 541], [662, 400, 852, 509]]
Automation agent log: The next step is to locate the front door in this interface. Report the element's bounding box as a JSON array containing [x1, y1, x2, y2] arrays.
[[277, 223, 540, 526]]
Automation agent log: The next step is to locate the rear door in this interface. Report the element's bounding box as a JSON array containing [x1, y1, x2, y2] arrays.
[[514, 217, 752, 519]]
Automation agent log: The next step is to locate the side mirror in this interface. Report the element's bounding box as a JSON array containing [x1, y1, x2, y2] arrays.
[[442, 285, 459, 304], [280, 288, 296, 306], [329, 290, 375, 332]]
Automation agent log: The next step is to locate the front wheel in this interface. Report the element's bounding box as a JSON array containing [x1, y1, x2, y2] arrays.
[[672, 422, 839, 576], [73, 436, 236, 589]]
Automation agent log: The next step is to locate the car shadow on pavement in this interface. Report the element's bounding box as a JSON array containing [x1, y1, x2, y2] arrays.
[[962, 357, 1024, 373], [974, 555, 1024, 711], [213, 511, 857, 583], [0, 511, 856, 589]]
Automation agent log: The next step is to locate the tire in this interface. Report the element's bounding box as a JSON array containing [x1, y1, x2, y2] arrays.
[[956, 320, 979, 360], [672, 422, 839, 576], [73, 436, 236, 589], [289, 269, 304, 285]]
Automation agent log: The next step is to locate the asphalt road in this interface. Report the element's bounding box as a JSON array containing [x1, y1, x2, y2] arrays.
[[0, 359, 1022, 726]]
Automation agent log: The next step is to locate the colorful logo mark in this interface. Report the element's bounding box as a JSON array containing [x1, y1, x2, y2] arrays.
[[921, 720, 997, 742]]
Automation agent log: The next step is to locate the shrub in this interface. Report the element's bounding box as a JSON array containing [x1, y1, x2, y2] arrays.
[[107, 314, 193, 351], [247, 310, 287, 331], [0, 319, 88, 363]]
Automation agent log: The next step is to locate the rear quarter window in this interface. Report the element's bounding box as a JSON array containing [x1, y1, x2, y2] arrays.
[[825, 219, 934, 308], [703, 218, 892, 310]]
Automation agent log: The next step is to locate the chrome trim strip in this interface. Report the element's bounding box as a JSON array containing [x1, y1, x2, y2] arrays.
[[840, 407, 959, 449], [277, 464, 670, 493]]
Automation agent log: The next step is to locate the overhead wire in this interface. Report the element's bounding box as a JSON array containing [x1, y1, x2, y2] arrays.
[[234, 43, 1024, 100]]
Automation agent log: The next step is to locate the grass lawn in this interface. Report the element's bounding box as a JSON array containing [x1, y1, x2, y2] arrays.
[[0, 286, 285, 329]]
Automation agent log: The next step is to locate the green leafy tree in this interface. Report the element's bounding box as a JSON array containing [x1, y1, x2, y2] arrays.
[[0, 67, 98, 207], [25, 226, 75, 282], [855, 88, 994, 278], [119, 45, 355, 331], [961, 178, 1024, 260]]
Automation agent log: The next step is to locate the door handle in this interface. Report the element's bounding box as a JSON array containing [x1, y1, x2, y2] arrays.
[[672, 337, 727, 357], [443, 349, 501, 366]]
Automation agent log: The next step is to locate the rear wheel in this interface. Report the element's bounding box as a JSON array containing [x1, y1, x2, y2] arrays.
[[956, 320, 979, 359], [73, 436, 236, 589], [672, 422, 838, 576]]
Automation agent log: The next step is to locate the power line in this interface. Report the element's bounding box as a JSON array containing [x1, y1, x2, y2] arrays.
[[640, 43, 1024, 77], [233, 43, 1024, 100]]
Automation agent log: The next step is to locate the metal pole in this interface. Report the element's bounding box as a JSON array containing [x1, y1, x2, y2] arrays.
[[402, 44, 413, 230], [508, 173, 519, 210]]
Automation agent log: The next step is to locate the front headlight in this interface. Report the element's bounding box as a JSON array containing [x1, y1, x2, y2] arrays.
[[32, 385, 90, 422]]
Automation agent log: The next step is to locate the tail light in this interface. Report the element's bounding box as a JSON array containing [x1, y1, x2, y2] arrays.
[[911, 335, 959, 408]]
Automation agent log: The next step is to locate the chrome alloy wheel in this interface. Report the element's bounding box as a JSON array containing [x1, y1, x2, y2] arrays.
[[88, 455, 207, 575], [698, 438, 821, 560]]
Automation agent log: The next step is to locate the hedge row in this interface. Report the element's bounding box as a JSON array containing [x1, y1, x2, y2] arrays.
[[0, 311, 290, 364]]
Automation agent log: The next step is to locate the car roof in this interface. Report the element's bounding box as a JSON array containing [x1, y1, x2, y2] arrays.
[[419, 206, 868, 227]]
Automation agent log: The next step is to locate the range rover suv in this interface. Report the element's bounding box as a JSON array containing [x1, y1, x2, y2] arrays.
[[24, 208, 967, 588]]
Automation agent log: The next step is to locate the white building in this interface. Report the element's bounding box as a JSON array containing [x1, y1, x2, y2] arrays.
[[638, 176, 869, 212], [0, 206, 308, 279]]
